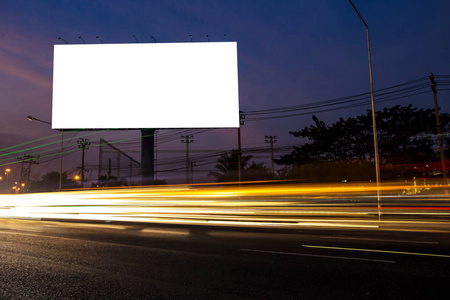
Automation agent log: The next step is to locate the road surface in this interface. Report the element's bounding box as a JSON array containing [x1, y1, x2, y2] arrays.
[[0, 218, 449, 299]]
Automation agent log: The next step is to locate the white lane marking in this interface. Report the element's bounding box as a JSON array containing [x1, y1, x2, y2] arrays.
[[319, 236, 439, 244], [141, 228, 190, 236], [303, 245, 450, 258], [240, 248, 395, 263]]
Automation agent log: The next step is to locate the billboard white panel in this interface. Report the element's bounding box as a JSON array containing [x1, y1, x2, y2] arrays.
[[52, 42, 239, 129]]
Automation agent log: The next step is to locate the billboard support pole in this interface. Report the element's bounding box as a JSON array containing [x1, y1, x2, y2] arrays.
[[141, 129, 155, 185]]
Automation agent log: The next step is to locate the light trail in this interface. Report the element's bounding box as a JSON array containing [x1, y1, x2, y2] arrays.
[[0, 182, 449, 229]]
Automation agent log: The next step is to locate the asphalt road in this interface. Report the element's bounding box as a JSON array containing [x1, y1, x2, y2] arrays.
[[0, 218, 449, 299]]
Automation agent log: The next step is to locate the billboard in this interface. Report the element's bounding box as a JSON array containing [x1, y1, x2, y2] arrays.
[[52, 42, 239, 129]]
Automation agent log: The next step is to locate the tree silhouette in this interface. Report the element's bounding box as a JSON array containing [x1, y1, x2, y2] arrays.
[[209, 150, 275, 182], [245, 162, 275, 181], [276, 105, 448, 181], [29, 171, 76, 192], [208, 150, 252, 182]]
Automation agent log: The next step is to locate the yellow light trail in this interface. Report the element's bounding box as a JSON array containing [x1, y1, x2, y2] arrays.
[[0, 182, 449, 229]]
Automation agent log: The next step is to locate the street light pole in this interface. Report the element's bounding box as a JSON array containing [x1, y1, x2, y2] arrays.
[[348, 0, 381, 223], [5, 168, 10, 186], [27, 115, 50, 125]]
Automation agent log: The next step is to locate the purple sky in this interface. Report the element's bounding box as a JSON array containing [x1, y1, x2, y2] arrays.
[[1, 0, 450, 184]]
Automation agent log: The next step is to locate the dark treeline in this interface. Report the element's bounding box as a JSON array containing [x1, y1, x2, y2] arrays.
[[275, 105, 450, 182], [209, 105, 449, 183]]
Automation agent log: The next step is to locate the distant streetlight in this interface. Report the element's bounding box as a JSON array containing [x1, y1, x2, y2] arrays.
[[0, 168, 11, 186], [27, 115, 50, 125], [27, 115, 64, 191], [348, 0, 381, 223]]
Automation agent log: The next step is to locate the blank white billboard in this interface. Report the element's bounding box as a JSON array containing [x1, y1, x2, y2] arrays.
[[52, 42, 239, 129]]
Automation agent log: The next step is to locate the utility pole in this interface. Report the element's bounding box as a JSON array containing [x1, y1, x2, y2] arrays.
[[265, 135, 277, 173], [78, 138, 91, 188], [17, 154, 39, 192], [190, 160, 196, 184], [430, 72, 447, 184], [238, 111, 245, 182], [181, 135, 194, 184]]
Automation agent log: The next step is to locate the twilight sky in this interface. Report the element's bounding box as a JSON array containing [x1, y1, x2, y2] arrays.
[[1, 0, 449, 184]]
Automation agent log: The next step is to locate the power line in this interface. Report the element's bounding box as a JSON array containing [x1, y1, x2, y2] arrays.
[[242, 76, 447, 122]]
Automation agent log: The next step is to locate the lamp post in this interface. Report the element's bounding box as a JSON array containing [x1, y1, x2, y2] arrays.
[[27, 115, 50, 125], [27, 115, 65, 191], [348, 0, 381, 223], [3, 168, 10, 189], [2, 169, 10, 192]]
